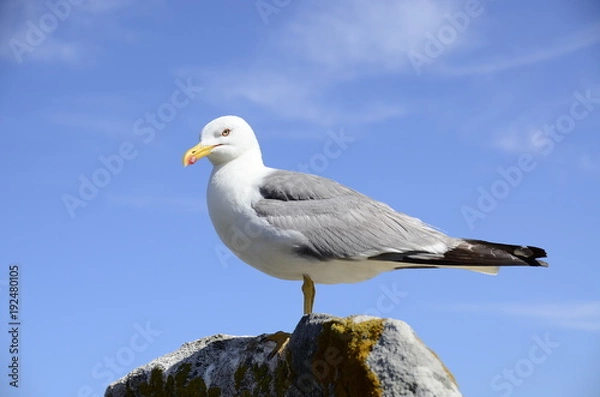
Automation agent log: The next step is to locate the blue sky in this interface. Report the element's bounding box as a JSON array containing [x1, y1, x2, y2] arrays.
[[1, 0, 599, 396]]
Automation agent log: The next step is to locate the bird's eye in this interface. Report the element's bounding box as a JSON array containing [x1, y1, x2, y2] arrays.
[[221, 129, 231, 137]]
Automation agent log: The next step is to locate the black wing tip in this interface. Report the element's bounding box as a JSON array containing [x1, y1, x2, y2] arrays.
[[513, 246, 548, 267], [370, 242, 550, 268], [463, 239, 549, 267]]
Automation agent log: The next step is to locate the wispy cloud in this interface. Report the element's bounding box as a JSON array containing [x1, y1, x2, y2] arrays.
[[460, 82, 600, 159], [491, 127, 542, 155], [211, 69, 326, 124], [79, 0, 140, 14], [458, 95, 549, 156], [439, 22, 600, 76], [19, 38, 87, 64], [445, 302, 600, 332], [196, 0, 455, 127], [281, 0, 460, 74], [577, 153, 600, 178], [203, 67, 407, 128], [0, 0, 163, 65]]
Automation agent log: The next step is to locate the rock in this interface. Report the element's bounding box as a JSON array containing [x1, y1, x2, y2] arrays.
[[105, 314, 462, 397]]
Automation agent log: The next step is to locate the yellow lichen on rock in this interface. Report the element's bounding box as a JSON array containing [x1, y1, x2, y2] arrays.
[[313, 317, 385, 397]]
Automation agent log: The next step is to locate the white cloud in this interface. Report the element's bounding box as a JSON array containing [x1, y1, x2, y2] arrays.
[[458, 83, 599, 156], [439, 22, 600, 76], [491, 127, 542, 155], [24, 38, 87, 64], [79, 0, 139, 14], [214, 70, 325, 123], [281, 0, 460, 74], [204, 67, 407, 128], [0, 0, 163, 65], [348, 102, 407, 124], [578, 153, 600, 178], [446, 302, 600, 332]]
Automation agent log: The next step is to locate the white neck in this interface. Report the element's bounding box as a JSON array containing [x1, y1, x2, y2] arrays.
[[209, 148, 268, 193], [206, 148, 270, 233], [212, 146, 264, 171]]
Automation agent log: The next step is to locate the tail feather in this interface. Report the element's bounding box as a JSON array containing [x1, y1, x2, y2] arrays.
[[370, 240, 548, 270]]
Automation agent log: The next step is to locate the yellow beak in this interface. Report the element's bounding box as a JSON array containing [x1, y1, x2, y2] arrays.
[[182, 143, 215, 167]]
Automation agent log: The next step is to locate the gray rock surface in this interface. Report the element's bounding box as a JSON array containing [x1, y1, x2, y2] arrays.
[[105, 314, 462, 397]]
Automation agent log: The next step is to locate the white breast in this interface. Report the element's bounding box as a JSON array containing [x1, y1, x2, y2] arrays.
[[207, 161, 299, 276]]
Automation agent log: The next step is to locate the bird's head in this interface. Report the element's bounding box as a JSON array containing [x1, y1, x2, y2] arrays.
[[182, 115, 261, 167]]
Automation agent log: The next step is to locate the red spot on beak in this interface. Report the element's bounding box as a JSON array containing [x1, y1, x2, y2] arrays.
[[188, 156, 198, 165]]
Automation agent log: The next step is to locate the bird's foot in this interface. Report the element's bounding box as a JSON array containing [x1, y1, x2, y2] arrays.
[[263, 331, 291, 360]]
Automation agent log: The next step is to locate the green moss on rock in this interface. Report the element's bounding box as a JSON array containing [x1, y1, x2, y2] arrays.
[[123, 364, 221, 397], [231, 355, 293, 397], [234, 365, 247, 390]]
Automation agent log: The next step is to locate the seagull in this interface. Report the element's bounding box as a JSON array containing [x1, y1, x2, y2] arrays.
[[183, 115, 548, 315]]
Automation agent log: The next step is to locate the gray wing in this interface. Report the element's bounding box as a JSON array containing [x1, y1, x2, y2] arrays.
[[252, 170, 549, 268], [252, 170, 453, 261]]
